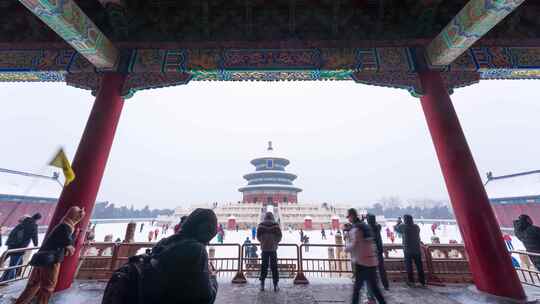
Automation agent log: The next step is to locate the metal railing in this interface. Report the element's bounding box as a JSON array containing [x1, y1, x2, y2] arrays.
[[77, 242, 473, 285], [240, 243, 300, 281], [510, 250, 540, 287], [0, 247, 40, 284], [208, 243, 242, 277], [299, 244, 351, 278], [0, 242, 476, 287]]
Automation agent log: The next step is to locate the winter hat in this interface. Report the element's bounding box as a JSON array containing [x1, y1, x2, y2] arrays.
[[264, 212, 275, 222], [32, 213, 42, 221], [180, 208, 217, 244]]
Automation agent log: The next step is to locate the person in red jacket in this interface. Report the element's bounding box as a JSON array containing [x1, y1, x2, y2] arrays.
[[431, 223, 438, 236]]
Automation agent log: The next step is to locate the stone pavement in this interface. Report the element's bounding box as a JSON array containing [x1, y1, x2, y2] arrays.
[[1, 279, 539, 304]]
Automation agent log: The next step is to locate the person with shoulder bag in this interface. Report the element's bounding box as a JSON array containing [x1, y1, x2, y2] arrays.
[[15, 206, 85, 304]]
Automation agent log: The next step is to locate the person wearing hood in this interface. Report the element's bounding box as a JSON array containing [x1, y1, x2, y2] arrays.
[[345, 209, 386, 304], [366, 214, 389, 291], [1, 213, 42, 282], [514, 214, 540, 270], [142, 208, 218, 304], [15, 207, 85, 304], [397, 214, 425, 287], [256, 212, 282, 292]]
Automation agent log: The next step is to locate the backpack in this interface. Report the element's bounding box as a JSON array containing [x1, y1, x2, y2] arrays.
[[102, 236, 185, 304], [101, 254, 148, 304], [6, 224, 25, 248]]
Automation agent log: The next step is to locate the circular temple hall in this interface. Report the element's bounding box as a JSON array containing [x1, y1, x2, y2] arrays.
[[239, 142, 302, 205]]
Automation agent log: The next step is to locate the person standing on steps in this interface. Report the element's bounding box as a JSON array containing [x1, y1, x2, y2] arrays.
[[257, 212, 282, 292]]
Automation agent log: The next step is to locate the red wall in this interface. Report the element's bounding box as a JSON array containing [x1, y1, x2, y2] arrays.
[[0, 201, 56, 228], [243, 193, 297, 204], [492, 203, 540, 228]]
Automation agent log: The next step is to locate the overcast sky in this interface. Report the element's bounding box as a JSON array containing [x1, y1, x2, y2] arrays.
[[1, 80, 538, 209]]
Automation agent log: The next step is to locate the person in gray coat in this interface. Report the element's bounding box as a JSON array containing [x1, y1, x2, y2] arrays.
[[256, 212, 282, 291]]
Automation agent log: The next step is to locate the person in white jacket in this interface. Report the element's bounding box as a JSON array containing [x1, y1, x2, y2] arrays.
[[345, 208, 386, 304]]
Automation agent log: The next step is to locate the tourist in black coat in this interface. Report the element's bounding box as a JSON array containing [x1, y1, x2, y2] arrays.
[[366, 214, 389, 290], [1, 213, 42, 282], [143, 208, 218, 304], [397, 214, 425, 287], [514, 214, 540, 270], [257, 212, 282, 291]]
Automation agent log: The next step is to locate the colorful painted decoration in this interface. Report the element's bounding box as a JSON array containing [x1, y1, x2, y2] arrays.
[[17, 0, 118, 69], [426, 0, 526, 66], [0, 46, 539, 97]]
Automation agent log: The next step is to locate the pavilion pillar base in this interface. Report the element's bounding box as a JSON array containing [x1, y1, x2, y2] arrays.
[[232, 271, 247, 284], [418, 70, 525, 301], [293, 271, 309, 285], [48, 72, 126, 292]]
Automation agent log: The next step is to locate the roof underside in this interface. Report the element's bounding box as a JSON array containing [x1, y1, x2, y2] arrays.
[[2, 1, 540, 95], [1, 1, 539, 45]]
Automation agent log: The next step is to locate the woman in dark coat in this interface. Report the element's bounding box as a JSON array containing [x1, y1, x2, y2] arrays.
[[15, 206, 85, 304], [143, 208, 219, 304]]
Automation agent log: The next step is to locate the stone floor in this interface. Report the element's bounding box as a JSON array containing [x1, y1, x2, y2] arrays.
[[1, 279, 539, 304]]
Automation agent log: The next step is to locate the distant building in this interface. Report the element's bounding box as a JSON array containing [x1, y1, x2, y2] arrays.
[[238, 141, 302, 204], [0, 168, 61, 228], [162, 142, 354, 230], [484, 170, 540, 228]]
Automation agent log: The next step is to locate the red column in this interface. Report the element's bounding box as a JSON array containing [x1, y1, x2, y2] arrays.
[[418, 71, 525, 300], [48, 73, 126, 291]]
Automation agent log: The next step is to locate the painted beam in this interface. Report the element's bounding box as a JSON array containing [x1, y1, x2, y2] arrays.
[[426, 0, 526, 66], [17, 0, 118, 69], [1, 47, 540, 78]]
